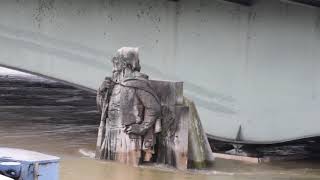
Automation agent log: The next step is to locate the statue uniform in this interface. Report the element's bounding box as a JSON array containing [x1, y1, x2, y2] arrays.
[[96, 74, 161, 165]]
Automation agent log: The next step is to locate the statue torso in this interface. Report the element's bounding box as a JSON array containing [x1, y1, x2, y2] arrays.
[[106, 74, 158, 129], [107, 84, 122, 128], [107, 82, 143, 128]]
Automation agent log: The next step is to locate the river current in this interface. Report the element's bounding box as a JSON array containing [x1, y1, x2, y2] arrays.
[[1, 68, 320, 180]]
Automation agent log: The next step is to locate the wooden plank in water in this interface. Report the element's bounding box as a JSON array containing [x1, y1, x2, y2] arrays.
[[213, 153, 260, 164], [213, 153, 308, 163]]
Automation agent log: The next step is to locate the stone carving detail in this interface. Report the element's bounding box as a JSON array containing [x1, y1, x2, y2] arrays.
[[96, 47, 214, 169]]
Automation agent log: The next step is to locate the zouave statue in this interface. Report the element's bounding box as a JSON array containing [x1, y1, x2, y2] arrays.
[[96, 47, 160, 165], [96, 47, 214, 169]]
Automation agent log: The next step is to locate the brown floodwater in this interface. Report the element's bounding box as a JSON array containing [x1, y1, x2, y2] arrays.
[[1, 70, 320, 180]]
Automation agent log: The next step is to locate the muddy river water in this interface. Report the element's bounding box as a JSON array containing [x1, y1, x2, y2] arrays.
[[1, 69, 320, 180]]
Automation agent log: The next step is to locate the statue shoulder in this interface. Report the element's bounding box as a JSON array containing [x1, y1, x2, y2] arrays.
[[122, 72, 150, 87], [134, 72, 149, 80], [122, 78, 151, 90], [122, 77, 160, 103]]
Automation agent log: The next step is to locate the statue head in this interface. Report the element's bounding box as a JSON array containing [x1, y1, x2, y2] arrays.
[[112, 47, 141, 74]]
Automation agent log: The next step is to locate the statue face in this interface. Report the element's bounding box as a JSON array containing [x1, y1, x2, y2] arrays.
[[111, 47, 141, 81], [112, 57, 123, 73], [111, 57, 124, 81]]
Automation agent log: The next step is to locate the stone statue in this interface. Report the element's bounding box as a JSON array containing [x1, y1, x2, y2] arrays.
[[96, 47, 161, 165], [96, 47, 214, 169]]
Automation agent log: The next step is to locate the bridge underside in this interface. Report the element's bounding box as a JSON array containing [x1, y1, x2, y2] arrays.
[[1, 0, 320, 144]]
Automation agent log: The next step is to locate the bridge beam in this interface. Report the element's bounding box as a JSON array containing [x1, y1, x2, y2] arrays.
[[282, 0, 320, 7], [221, 0, 253, 6]]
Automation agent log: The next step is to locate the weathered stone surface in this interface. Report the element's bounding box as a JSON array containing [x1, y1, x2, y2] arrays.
[[185, 98, 214, 169], [148, 80, 189, 169], [149, 80, 183, 105]]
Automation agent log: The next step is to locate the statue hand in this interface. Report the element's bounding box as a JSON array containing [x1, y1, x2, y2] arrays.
[[99, 77, 114, 92], [125, 124, 145, 135]]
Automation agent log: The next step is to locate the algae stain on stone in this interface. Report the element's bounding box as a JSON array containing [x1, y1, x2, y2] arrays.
[[34, 0, 56, 29], [184, 98, 214, 169]]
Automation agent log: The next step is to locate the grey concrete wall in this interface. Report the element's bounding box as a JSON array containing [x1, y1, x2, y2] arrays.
[[0, 0, 319, 143]]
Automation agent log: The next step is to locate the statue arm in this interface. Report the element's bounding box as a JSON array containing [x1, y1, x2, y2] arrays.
[[96, 88, 104, 113], [96, 78, 114, 113], [125, 89, 161, 135]]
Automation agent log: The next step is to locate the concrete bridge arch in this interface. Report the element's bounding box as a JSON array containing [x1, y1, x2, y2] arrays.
[[1, 0, 320, 144]]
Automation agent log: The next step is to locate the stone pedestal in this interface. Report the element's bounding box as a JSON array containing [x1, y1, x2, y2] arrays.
[[149, 80, 214, 170]]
